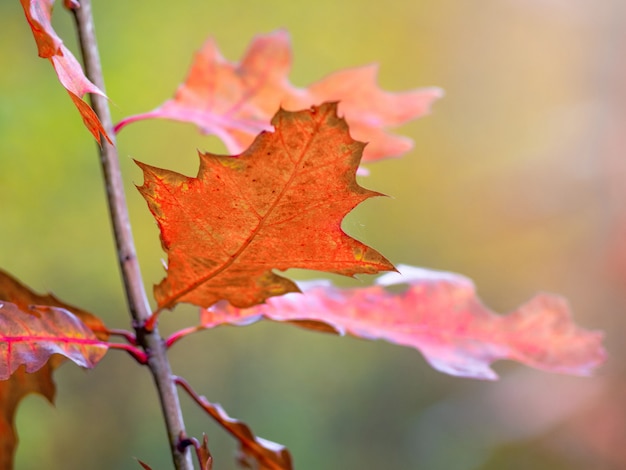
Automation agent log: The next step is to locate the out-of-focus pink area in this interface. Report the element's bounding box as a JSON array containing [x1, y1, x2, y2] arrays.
[[207, 265, 605, 381]]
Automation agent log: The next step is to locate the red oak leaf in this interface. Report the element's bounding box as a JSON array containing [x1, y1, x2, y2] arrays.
[[138, 103, 393, 310], [116, 30, 442, 162], [0, 270, 108, 467], [203, 265, 606, 380], [20, 0, 111, 144]]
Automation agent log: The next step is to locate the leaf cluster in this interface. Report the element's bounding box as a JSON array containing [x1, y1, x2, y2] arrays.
[[2, 2, 606, 469]]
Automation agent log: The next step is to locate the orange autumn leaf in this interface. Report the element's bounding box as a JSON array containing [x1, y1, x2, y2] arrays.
[[137, 103, 393, 310], [20, 0, 111, 144], [116, 30, 442, 162], [0, 270, 108, 468], [204, 265, 606, 380]]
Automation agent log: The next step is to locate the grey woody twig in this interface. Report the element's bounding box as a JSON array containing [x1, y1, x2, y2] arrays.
[[69, 1, 193, 468]]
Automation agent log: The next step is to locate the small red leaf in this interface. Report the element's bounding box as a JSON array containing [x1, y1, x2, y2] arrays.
[[19, 0, 111, 144], [116, 30, 441, 162], [204, 265, 606, 380], [138, 103, 393, 310], [0, 302, 108, 380]]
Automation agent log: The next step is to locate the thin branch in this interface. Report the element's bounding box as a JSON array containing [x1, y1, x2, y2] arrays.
[[69, 2, 193, 468]]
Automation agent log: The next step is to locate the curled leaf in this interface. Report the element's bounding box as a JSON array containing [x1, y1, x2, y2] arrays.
[[19, 0, 111, 144], [204, 265, 606, 380], [207, 402, 291, 470], [116, 30, 442, 162], [176, 378, 292, 470]]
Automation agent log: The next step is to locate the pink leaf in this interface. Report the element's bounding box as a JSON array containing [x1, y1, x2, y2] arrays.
[[115, 30, 442, 163], [203, 265, 606, 380]]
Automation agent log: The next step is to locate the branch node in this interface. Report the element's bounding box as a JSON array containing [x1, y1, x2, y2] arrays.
[[177, 434, 196, 453], [64, 0, 80, 10]]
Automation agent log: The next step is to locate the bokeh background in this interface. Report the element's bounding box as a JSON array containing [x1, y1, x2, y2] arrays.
[[1, 0, 624, 468]]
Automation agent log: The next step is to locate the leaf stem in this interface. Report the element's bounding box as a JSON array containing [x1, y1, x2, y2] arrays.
[[70, 2, 193, 468], [106, 342, 149, 364], [105, 328, 138, 345], [165, 325, 206, 349]]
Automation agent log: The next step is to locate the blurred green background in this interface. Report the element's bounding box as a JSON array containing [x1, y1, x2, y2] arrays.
[[1, 0, 624, 468]]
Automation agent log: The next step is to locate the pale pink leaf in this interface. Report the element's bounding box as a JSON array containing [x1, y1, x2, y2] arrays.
[[115, 30, 442, 162], [203, 265, 606, 380]]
